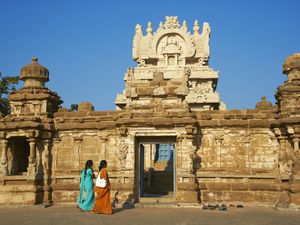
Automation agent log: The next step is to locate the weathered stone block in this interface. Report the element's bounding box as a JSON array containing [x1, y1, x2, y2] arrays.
[[219, 119, 248, 127], [206, 182, 231, 191], [249, 119, 270, 127], [288, 183, 300, 193], [152, 117, 173, 126], [177, 190, 198, 203], [224, 114, 236, 120], [198, 120, 219, 127], [290, 193, 300, 205], [173, 117, 197, 125], [201, 190, 223, 202], [231, 182, 249, 191], [249, 182, 279, 191], [52, 190, 78, 203], [177, 182, 198, 191]]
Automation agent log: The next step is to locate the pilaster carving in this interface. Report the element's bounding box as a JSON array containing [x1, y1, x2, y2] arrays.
[[27, 138, 37, 175], [74, 137, 82, 169], [0, 140, 8, 176], [273, 128, 295, 177], [118, 142, 129, 170]]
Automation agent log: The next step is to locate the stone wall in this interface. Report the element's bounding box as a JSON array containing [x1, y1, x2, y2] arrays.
[[0, 17, 299, 208]]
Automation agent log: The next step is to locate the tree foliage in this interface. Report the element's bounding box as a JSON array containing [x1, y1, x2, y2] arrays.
[[70, 104, 78, 112], [0, 72, 19, 115]]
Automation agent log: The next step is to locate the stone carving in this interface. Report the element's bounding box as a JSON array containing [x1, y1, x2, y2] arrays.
[[118, 143, 128, 160], [0, 140, 8, 176], [174, 85, 189, 96], [118, 143, 128, 170], [116, 16, 223, 111], [153, 87, 165, 96], [196, 54, 209, 66], [186, 82, 213, 103], [164, 16, 180, 29], [1, 17, 300, 208], [78, 102, 94, 112], [9, 58, 62, 116], [278, 138, 294, 177], [137, 59, 147, 67]]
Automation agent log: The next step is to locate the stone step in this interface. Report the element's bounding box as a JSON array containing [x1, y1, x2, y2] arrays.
[[139, 197, 176, 203], [135, 202, 201, 208]]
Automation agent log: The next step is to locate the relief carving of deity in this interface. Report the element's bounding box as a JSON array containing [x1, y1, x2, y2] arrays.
[[118, 143, 128, 161], [118, 143, 129, 170]]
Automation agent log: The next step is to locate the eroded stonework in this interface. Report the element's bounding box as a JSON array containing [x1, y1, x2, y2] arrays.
[[115, 16, 224, 112], [0, 17, 300, 208]]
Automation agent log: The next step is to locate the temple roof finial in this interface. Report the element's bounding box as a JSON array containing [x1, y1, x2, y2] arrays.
[[181, 20, 188, 32], [193, 20, 200, 34], [146, 22, 153, 35]]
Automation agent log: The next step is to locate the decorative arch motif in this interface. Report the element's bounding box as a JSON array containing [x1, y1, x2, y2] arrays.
[[149, 30, 196, 59]]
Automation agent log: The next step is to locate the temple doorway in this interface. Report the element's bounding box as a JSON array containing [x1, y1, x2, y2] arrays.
[[137, 137, 176, 198], [8, 137, 30, 175]]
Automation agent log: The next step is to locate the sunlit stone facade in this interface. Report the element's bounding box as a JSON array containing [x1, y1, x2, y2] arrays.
[[0, 17, 300, 208]]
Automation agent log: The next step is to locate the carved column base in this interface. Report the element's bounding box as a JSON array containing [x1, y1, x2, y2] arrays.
[[0, 165, 8, 176], [27, 164, 36, 176], [43, 185, 53, 206], [276, 191, 290, 209]]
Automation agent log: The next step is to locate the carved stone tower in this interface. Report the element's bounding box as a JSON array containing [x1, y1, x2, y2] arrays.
[[115, 16, 225, 112], [9, 58, 62, 116], [274, 53, 300, 206]]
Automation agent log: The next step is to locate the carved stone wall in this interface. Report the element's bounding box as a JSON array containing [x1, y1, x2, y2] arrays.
[[0, 17, 299, 208]]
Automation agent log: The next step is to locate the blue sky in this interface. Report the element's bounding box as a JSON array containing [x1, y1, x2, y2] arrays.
[[1, 0, 299, 110]]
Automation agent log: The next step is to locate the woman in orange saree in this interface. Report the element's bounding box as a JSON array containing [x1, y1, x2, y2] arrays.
[[92, 160, 113, 215]]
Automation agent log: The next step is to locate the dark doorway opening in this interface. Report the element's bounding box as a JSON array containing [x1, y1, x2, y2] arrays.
[[137, 136, 176, 198], [9, 137, 30, 175]]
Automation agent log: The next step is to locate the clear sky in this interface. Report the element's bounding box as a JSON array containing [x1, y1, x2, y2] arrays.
[[1, 0, 299, 110]]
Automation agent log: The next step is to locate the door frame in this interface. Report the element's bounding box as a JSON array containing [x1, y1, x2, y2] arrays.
[[135, 136, 176, 198]]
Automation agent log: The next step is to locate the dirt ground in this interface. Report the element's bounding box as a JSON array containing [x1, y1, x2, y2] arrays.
[[0, 205, 299, 225]]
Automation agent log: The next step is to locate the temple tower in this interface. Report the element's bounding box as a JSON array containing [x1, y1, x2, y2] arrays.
[[9, 58, 62, 117], [0, 58, 62, 205], [115, 16, 225, 112], [274, 53, 300, 206]]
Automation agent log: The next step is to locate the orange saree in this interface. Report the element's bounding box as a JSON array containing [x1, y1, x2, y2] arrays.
[[92, 168, 112, 215]]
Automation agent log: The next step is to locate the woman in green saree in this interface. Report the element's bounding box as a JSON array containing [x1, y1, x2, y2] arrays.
[[77, 160, 95, 211]]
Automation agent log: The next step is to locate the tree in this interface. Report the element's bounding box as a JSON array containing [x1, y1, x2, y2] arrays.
[[0, 72, 19, 115], [70, 104, 78, 112]]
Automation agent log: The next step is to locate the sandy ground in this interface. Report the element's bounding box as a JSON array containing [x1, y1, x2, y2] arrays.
[[0, 205, 299, 225]]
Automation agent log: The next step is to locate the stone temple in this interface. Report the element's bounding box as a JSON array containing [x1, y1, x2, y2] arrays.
[[0, 16, 300, 208]]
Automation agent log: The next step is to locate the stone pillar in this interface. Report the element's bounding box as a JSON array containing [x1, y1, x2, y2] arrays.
[[289, 139, 300, 206], [176, 135, 199, 203], [74, 137, 82, 170], [100, 137, 107, 161], [293, 137, 299, 151], [215, 135, 224, 168], [43, 140, 50, 180], [43, 139, 52, 205], [277, 136, 293, 178], [52, 138, 60, 174], [243, 135, 251, 170], [27, 138, 37, 176], [0, 140, 8, 176]]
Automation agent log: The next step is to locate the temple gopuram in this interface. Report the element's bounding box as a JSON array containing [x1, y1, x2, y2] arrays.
[[0, 16, 300, 209]]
